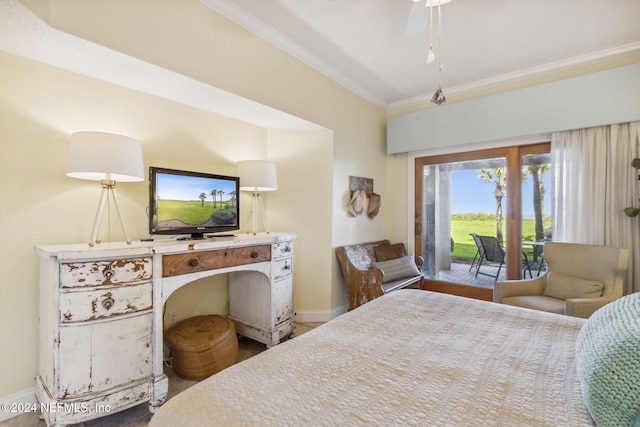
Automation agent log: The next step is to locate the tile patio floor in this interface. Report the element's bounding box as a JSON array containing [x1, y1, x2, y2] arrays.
[[436, 258, 545, 288]]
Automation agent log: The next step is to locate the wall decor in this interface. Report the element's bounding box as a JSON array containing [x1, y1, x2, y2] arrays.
[[347, 176, 380, 218], [349, 176, 374, 194]]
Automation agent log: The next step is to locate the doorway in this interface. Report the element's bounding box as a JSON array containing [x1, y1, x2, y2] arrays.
[[415, 143, 551, 289]]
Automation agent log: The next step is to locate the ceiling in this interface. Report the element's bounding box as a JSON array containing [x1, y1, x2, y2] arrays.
[[201, 0, 640, 110]]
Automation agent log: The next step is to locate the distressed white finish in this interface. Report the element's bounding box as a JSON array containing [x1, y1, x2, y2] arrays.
[[229, 241, 295, 347], [35, 233, 296, 426]]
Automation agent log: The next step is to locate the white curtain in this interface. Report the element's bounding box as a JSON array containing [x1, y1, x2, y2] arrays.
[[551, 121, 640, 294]]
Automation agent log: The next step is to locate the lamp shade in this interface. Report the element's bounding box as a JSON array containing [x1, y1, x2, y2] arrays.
[[236, 160, 278, 192], [424, 0, 452, 6], [67, 131, 144, 182]]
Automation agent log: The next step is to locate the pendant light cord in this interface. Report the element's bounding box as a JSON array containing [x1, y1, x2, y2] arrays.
[[437, 0, 443, 88]]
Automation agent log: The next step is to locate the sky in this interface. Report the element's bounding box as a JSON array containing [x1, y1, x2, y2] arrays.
[[156, 172, 237, 201], [450, 170, 551, 218]]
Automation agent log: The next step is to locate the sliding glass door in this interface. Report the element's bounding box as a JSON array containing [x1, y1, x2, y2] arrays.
[[521, 149, 552, 277], [415, 143, 550, 287]]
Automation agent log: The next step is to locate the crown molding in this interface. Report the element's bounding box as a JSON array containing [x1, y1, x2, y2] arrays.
[[389, 42, 640, 111], [200, 0, 640, 112], [198, 0, 389, 109]]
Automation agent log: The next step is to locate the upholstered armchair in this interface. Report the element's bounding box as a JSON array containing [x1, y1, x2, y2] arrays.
[[494, 242, 629, 318]]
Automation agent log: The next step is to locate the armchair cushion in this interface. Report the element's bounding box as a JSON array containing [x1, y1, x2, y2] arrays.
[[543, 272, 603, 300], [575, 293, 640, 427], [495, 242, 629, 318], [373, 255, 421, 283], [502, 295, 565, 314]]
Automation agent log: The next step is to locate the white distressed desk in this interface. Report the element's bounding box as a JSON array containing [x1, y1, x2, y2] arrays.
[[35, 233, 295, 427]]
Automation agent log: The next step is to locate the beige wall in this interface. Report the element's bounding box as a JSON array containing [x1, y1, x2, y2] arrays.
[[0, 51, 255, 395], [3, 0, 638, 408], [0, 1, 387, 401]]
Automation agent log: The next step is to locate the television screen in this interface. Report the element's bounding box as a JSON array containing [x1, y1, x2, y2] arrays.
[[149, 167, 240, 238]]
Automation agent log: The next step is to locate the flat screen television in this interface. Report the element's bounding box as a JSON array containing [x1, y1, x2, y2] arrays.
[[148, 167, 240, 239]]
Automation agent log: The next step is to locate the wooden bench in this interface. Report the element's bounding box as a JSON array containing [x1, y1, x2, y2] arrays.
[[336, 240, 424, 310]]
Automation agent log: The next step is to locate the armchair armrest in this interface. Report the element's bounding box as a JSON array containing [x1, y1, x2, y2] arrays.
[[493, 275, 547, 303], [565, 295, 618, 319]]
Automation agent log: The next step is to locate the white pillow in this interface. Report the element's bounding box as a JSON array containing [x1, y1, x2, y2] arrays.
[[372, 255, 421, 283], [543, 272, 603, 300]]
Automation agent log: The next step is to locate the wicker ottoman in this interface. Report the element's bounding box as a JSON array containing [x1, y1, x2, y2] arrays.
[[166, 315, 239, 380]]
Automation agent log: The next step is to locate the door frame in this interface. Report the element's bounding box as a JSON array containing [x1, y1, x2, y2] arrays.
[[414, 142, 550, 286]]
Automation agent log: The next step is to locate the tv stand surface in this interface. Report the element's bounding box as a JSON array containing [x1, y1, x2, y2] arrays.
[[176, 232, 206, 240], [34, 232, 296, 426]]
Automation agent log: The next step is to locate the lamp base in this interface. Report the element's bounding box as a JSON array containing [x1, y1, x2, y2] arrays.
[[241, 192, 270, 235], [89, 180, 132, 247]]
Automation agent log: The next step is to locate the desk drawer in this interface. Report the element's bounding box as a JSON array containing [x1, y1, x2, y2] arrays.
[[273, 241, 293, 259], [273, 257, 293, 282], [163, 245, 271, 277], [60, 258, 152, 289], [60, 282, 152, 323]]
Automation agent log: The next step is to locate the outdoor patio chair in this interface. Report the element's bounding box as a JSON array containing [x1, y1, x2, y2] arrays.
[[473, 235, 505, 279], [522, 238, 550, 277], [469, 233, 484, 272], [470, 233, 532, 280]]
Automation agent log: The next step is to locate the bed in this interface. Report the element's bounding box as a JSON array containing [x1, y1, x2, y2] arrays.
[[148, 289, 640, 426]]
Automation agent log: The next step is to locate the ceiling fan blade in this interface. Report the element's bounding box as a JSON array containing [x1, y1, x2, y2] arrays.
[[405, 1, 429, 37]]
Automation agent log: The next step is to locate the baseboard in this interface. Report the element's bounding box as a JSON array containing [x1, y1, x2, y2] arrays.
[[295, 304, 347, 323], [0, 387, 37, 422]]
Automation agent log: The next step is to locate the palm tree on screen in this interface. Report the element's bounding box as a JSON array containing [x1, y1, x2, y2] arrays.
[[211, 189, 218, 208]]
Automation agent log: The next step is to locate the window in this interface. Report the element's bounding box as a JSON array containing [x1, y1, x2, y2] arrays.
[[415, 143, 550, 287]]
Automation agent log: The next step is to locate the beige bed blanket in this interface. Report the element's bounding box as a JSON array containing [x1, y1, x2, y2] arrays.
[[149, 290, 594, 426]]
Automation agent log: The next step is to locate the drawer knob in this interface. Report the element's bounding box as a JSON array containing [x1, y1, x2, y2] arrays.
[[283, 263, 291, 271], [102, 265, 114, 279], [102, 292, 115, 310], [188, 258, 199, 267], [251, 251, 259, 258]]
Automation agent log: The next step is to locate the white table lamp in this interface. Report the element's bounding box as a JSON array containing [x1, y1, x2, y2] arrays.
[[236, 160, 277, 235], [67, 131, 144, 246]]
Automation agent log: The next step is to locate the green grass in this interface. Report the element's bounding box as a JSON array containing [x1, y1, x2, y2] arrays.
[[158, 199, 235, 225], [450, 216, 551, 259]]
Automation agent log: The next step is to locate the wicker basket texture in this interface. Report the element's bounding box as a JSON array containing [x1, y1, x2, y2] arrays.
[[166, 315, 239, 380]]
